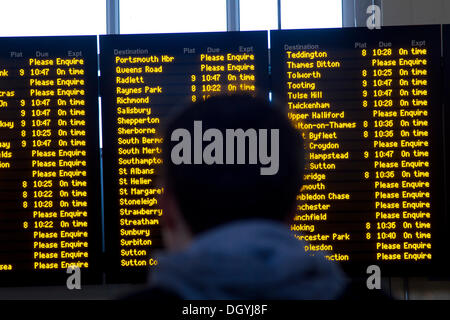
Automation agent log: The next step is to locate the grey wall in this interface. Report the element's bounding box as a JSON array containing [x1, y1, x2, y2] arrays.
[[342, 0, 450, 27], [382, 0, 450, 26], [342, 0, 383, 27]]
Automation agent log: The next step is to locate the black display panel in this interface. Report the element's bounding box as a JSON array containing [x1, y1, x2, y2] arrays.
[[271, 25, 446, 276], [99, 31, 269, 282], [0, 36, 102, 286]]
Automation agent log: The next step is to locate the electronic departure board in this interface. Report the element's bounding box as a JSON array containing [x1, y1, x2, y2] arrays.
[[271, 25, 446, 275], [0, 36, 102, 285], [1, 26, 447, 286], [99, 31, 269, 282], [443, 25, 450, 265]]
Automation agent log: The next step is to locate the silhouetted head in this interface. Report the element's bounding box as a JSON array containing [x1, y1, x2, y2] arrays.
[[161, 94, 304, 247]]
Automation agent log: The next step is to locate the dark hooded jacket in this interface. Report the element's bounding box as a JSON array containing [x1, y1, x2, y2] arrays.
[[126, 219, 349, 299]]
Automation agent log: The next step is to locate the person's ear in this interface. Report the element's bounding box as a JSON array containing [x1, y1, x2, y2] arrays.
[[160, 188, 193, 251], [161, 190, 176, 230]]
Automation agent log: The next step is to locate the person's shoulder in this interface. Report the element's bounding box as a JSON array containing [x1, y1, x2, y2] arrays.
[[121, 286, 182, 300]]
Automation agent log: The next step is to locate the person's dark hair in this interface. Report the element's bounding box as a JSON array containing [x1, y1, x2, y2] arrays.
[[162, 94, 304, 234]]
